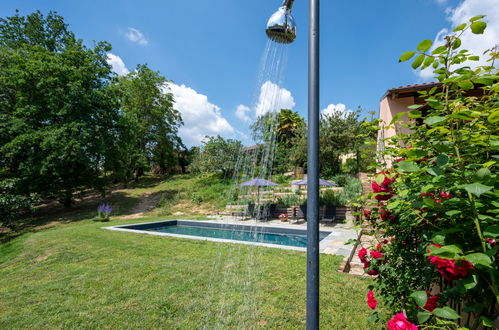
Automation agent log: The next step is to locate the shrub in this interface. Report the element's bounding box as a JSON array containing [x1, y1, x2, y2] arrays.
[[330, 174, 351, 187], [362, 18, 498, 329], [0, 179, 38, 226], [272, 174, 290, 184], [276, 195, 299, 207], [319, 190, 341, 206]]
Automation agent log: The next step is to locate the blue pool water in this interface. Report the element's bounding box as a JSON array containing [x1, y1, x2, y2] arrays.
[[147, 224, 309, 248], [112, 220, 332, 249]]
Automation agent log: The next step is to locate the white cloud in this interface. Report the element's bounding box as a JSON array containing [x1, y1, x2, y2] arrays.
[[125, 27, 149, 46], [419, 0, 499, 79], [235, 104, 252, 122], [321, 103, 352, 117], [167, 83, 235, 146], [255, 81, 295, 117], [106, 53, 129, 76]]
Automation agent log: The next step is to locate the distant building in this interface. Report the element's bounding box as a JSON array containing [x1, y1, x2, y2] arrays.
[[242, 143, 268, 153]]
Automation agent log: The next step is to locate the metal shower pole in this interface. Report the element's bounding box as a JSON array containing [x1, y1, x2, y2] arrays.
[[306, 0, 320, 328]]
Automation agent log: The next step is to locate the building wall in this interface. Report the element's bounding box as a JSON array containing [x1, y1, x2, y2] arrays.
[[377, 95, 415, 168]]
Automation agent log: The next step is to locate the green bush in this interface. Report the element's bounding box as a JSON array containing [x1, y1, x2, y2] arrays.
[[341, 177, 362, 203], [319, 190, 341, 206], [0, 179, 38, 226], [362, 18, 499, 329], [276, 195, 299, 207], [272, 174, 290, 184], [328, 175, 362, 205], [329, 174, 351, 187]]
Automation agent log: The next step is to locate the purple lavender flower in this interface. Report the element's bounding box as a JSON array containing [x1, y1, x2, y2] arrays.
[[97, 203, 112, 217]]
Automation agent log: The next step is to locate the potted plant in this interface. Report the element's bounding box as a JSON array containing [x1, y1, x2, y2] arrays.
[[279, 213, 288, 222], [320, 190, 338, 221]]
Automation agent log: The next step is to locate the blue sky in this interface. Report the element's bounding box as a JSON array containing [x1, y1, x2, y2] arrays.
[[1, 0, 497, 146]]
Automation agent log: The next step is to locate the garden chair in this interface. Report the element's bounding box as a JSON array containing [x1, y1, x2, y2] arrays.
[[299, 204, 307, 221], [235, 203, 255, 220], [321, 205, 336, 224], [259, 203, 276, 221]]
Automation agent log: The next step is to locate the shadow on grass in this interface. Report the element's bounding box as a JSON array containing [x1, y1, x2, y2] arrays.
[[1, 176, 180, 243], [124, 174, 170, 189]]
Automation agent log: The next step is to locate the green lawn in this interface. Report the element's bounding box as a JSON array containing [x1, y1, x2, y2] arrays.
[[0, 218, 374, 329]]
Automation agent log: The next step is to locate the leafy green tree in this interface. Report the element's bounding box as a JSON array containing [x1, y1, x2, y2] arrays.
[[250, 109, 305, 174], [189, 136, 243, 178], [0, 11, 123, 207], [113, 64, 184, 177], [276, 109, 305, 144], [320, 108, 366, 176], [0, 10, 73, 52], [250, 112, 277, 142], [288, 123, 308, 169]]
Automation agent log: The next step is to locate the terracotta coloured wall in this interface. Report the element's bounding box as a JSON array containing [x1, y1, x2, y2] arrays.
[[377, 95, 415, 168]]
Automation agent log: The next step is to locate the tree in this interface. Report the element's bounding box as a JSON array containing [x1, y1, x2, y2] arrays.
[[276, 109, 304, 144], [0, 11, 123, 207], [113, 64, 184, 177], [320, 108, 365, 176], [189, 136, 243, 178], [250, 109, 305, 174]]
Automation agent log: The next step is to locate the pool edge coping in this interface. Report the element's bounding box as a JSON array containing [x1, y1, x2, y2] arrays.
[[102, 219, 344, 254]]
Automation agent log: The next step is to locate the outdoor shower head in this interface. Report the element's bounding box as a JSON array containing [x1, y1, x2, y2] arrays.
[[266, 0, 296, 44]]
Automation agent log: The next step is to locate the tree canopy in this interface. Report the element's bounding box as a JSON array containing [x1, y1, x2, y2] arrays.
[[0, 10, 121, 207], [112, 64, 184, 178], [0, 11, 185, 213], [189, 136, 243, 178]]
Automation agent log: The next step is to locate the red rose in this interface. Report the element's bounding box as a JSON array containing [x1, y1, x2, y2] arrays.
[[440, 192, 451, 199], [380, 209, 396, 222], [422, 291, 439, 312], [370, 250, 383, 259], [428, 254, 473, 281], [367, 290, 377, 310], [358, 248, 368, 261], [387, 313, 418, 330], [372, 173, 395, 201], [368, 269, 379, 276], [439, 258, 473, 281]]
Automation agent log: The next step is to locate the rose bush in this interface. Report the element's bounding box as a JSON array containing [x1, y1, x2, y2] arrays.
[[362, 17, 498, 329]]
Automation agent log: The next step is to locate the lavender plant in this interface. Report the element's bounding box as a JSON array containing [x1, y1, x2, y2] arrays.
[[94, 203, 112, 222]]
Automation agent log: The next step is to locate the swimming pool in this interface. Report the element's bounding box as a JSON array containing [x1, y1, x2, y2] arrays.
[[105, 220, 332, 250]]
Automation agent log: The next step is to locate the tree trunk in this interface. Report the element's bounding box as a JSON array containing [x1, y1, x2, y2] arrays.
[[63, 189, 73, 208], [135, 167, 144, 181]]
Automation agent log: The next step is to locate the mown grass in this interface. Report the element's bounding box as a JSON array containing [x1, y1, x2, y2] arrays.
[[0, 218, 375, 329]]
